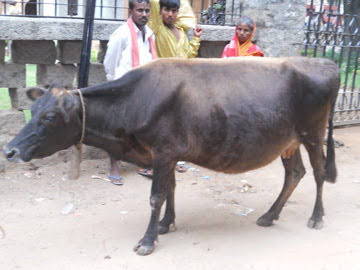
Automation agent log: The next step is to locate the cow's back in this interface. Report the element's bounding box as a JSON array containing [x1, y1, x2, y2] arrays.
[[142, 57, 338, 115]]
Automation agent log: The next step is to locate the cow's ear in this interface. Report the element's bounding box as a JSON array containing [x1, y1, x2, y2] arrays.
[[26, 87, 46, 101], [61, 94, 77, 123]]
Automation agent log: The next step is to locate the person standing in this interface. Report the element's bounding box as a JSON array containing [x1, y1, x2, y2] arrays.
[[148, 0, 202, 58], [221, 16, 264, 58], [103, 0, 157, 185]]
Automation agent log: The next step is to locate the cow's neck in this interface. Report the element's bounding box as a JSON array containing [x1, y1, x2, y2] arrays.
[[79, 95, 122, 149], [77, 94, 150, 165]]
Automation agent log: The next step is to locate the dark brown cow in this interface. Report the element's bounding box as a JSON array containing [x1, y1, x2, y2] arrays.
[[4, 57, 339, 255]]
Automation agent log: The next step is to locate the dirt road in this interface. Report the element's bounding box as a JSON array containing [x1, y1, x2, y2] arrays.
[[1, 126, 359, 270]]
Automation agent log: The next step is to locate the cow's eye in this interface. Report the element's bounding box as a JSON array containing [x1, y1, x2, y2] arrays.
[[42, 113, 56, 123]]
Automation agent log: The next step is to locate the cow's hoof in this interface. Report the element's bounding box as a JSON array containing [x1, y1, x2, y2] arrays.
[[307, 218, 324, 230], [134, 244, 155, 256], [256, 213, 276, 227], [133, 240, 157, 256], [158, 223, 176, 235]]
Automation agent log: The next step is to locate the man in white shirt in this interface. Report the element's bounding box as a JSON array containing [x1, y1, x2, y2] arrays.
[[104, 0, 156, 80], [103, 0, 157, 185]]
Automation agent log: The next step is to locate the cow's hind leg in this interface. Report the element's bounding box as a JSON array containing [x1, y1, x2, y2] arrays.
[[133, 159, 176, 256], [304, 141, 327, 229], [257, 148, 305, 227]]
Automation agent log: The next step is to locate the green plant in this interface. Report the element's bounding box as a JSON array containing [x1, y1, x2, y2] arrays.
[[0, 88, 11, 110], [26, 64, 37, 87], [91, 49, 98, 62]]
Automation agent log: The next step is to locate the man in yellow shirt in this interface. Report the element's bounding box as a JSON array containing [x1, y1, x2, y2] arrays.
[[137, 0, 201, 178], [148, 0, 202, 58]]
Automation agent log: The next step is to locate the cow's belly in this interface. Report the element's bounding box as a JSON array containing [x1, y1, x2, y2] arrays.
[[189, 132, 298, 174]]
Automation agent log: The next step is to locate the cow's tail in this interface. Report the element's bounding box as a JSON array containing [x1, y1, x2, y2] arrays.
[[325, 101, 337, 183]]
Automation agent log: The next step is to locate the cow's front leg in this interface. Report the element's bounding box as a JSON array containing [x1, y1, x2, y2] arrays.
[[134, 159, 176, 256], [159, 181, 176, 234]]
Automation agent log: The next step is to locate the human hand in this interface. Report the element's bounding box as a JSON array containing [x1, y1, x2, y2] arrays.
[[193, 25, 203, 38]]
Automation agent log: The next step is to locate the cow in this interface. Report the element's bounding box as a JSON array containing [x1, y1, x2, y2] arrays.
[[3, 57, 339, 256]]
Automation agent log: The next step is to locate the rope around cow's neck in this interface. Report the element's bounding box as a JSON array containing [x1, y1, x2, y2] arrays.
[[66, 88, 85, 180], [74, 89, 86, 145]]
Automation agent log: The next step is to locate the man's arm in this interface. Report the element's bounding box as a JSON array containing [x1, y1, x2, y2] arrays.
[[148, 0, 162, 33], [184, 26, 202, 58], [175, 0, 196, 31]]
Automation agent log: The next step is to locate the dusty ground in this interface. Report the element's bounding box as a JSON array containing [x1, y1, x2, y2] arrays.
[[0, 126, 360, 270]]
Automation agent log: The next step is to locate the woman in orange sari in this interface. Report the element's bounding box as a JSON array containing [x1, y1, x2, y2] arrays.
[[222, 16, 264, 57]]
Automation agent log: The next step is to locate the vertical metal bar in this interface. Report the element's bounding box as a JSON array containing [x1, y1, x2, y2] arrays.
[[78, 0, 96, 88], [342, 18, 355, 95], [21, 0, 25, 15], [354, 38, 360, 107], [338, 14, 348, 68], [329, 0, 342, 60], [344, 46, 353, 110], [338, 9, 350, 112], [348, 24, 360, 110], [357, 44, 360, 109], [313, 0, 325, 58], [114, 0, 117, 20], [321, 0, 335, 57], [349, 48, 359, 109], [340, 16, 356, 113], [304, 0, 315, 56], [100, 0, 103, 19]]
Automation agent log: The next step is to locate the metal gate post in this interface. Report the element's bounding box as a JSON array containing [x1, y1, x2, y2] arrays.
[[78, 0, 97, 89]]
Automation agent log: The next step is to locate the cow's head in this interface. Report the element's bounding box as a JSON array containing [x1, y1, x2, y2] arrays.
[[3, 86, 82, 162]]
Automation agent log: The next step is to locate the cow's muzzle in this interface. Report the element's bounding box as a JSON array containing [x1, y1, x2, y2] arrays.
[[3, 145, 21, 162]]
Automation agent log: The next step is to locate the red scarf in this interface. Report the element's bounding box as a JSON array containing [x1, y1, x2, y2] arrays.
[[221, 30, 264, 57], [127, 17, 157, 67]]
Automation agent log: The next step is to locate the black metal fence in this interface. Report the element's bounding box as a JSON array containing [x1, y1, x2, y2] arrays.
[[0, 0, 241, 25], [304, 0, 360, 125]]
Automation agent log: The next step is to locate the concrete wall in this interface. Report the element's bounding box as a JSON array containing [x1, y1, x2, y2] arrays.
[[241, 0, 306, 57], [0, 17, 235, 41]]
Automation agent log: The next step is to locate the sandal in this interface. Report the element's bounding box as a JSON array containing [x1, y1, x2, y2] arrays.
[[108, 175, 124, 185], [137, 168, 153, 179], [175, 164, 187, 173]]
